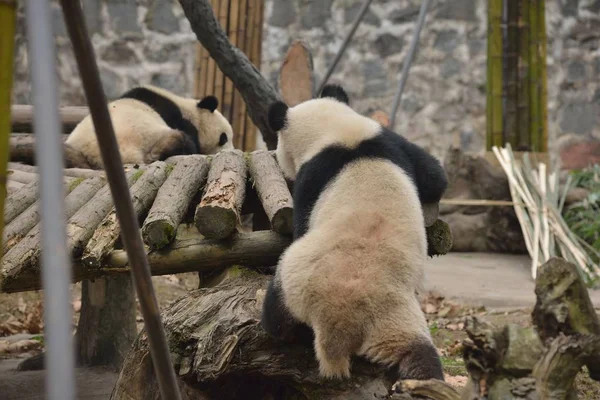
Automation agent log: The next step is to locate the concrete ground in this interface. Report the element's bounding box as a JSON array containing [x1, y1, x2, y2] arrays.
[[1, 252, 599, 399], [425, 252, 600, 310]]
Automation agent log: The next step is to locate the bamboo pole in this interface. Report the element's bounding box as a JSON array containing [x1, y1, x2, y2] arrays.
[[205, 0, 218, 99], [537, 0, 548, 153], [213, 0, 229, 109], [487, 0, 504, 150], [529, 0, 541, 152], [232, 0, 248, 143], [503, 0, 520, 148], [517, 0, 531, 150], [0, 0, 17, 263], [223, 0, 239, 122], [243, 0, 263, 151], [236, 0, 252, 149]]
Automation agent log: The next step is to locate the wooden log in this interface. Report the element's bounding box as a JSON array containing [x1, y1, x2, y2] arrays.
[[7, 161, 106, 178], [0, 170, 139, 293], [532, 257, 600, 380], [82, 162, 169, 267], [9, 133, 66, 165], [142, 156, 210, 250], [195, 149, 247, 239], [111, 269, 459, 399], [4, 180, 41, 225], [2, 177, 99, 252], [6, 180, 24, 194], [178, 0, 281, 150], [247, 150, 293, 235], [11, 104, 89, 133], [391, 379, 460, 400], [278, 40, 315, 106], [6, 167, 37, 184], [1, 231, 292, 293]]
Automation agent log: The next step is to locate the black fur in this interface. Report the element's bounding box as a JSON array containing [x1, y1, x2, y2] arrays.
[[391, 341, 445, 382], [268, 101, 289, 132], [319, 84, 350, 105], [120, 87, 201, 153], [292, 128, 448, 239], [261, 277, 314, 345], [198, 95, 218, 112]]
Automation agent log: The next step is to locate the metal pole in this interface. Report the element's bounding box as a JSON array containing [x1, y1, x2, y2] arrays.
[[59, 1, 182, 399], [389, 0, 431, 129], [23, 1, 76, 399], [316, 0, 374, 95]]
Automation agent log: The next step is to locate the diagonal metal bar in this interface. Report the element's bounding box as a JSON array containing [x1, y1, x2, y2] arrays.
[[59, 1, 182, 399], [389, 0, 431, 129], [23, 0, 76, 399], [316, 0, 374, 95]]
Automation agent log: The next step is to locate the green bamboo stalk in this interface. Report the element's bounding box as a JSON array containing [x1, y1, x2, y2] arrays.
[[517, 0, 531, 150], [529, 0, 541, 152], [504, 0, 520, 148], [537, 0, 548, 152], [487, 0, 504, 150], [0, 0, 17, 263]]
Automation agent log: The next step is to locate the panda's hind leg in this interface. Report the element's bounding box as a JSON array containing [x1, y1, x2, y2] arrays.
[[145, 129, 197, 164]]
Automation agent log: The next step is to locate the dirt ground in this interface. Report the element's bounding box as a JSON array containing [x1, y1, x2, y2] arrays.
[[1, 257, 599, 399]]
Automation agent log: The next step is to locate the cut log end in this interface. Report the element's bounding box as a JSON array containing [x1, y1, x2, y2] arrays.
[[195, 206, 237, 240], [271, 207, 293, 235], [142, 219, 177, 250]]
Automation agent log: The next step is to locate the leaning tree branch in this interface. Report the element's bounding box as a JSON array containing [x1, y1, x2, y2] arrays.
[[177, 0, 281, 150]]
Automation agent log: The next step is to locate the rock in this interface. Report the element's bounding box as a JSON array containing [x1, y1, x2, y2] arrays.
[[437, 0, 477, 22], [566, 61, 586, 82], [145, 42, 182, 63], [565, 187, 591, 207], [595, 57, 600, 76], [102, 41, 139, 65], [269, 0, 297, 28], [151, 73, 186, 94], [107, 1, 142, 36], [374, 34, 403, 58], [344, 1, 380, 26], [559, 140, 600, 170], [440, 57, 461, 78], [82, 0, 101, 35], [593, 88, 600, 104], [559, 102, 599, 135], [561, 0, 579, 16], [468, 38, 484, 56], [434, 30, 459, 53], [362, 60, 387, 96], [300, 0, 333, 29], [147, 0, 180, 34], [500, 325, 544, 374], [586, 0, 600, 13], [52, 6, 66, 37], [389, 6, 420, 24], [99, 67, 125, 100]]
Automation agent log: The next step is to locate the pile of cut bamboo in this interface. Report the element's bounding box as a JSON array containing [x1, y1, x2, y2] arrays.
[[493, 144, 600, 283]]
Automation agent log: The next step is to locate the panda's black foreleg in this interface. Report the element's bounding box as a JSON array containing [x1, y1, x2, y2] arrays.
[[386, 340, 444, 384], [261, 277, 313, 344], [146, 130, 197, 164]]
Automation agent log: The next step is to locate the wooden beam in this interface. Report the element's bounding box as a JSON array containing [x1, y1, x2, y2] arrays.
[[11, 104, 88, 133]]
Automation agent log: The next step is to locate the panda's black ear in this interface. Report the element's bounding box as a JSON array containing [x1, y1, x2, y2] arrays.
[[319, 84, 349, 105], [198, 96, 218, 112], [268, 101, 289, 132]]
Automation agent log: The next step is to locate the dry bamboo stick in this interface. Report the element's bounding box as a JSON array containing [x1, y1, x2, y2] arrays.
[[2, 177, 98, 252], [195, 149, 247, 239], [142, 156, 210, 250], [248, 150, 293, 235], [82, 162, 169, 268]]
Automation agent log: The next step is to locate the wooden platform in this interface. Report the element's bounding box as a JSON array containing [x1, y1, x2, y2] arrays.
[[1, 151, 451, 294]]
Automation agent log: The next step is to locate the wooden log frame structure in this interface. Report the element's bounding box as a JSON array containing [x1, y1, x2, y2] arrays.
[[109, 257, 600, 399], [1, 153, 452, 294]]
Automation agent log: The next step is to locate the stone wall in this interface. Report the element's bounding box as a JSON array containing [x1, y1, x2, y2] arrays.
[[12, 0, 197, 106], [10, 0, 600, 167], [261, 0, 600, 166]]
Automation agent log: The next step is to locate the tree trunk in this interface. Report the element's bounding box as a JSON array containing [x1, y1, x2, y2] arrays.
[[177, 0, 281, 150], [76, 275, 137, 371]]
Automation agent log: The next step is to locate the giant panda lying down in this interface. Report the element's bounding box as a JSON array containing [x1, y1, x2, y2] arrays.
[[260, 84, 448, 382], [65, 84, 234, 169]]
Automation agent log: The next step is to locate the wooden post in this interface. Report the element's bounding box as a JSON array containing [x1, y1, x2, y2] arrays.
[[486, 0, 504, 150], [0, 0, 17, 262]]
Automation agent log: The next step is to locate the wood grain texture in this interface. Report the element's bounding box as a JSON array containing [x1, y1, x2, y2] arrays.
[[278, 40, 314, 106], [11, 104, 88, 133]]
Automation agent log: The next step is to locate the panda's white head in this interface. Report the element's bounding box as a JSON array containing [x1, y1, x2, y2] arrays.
[[268, 84, 381, 180], [194, 95, 234, 154]]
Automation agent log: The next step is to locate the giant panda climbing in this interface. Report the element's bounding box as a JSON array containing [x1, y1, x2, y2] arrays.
[[260, 84, 449, 382], [65, 84, 234, 169]]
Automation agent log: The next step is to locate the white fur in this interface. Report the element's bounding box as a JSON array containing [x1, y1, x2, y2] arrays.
[[66, 85, 233, 168], [274, 99, 433, 379]]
